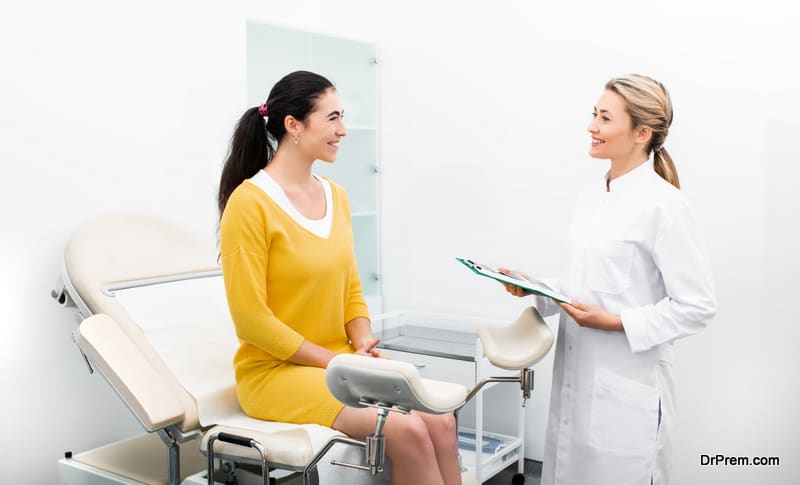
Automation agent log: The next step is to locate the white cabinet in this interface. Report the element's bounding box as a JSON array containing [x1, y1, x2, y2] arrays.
[[246, 22, 381, 313], [374, 311, 527, 483]]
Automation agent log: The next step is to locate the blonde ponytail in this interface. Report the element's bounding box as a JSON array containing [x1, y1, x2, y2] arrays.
[[606, 75, 680, 189], [653, 147, 680, 189]]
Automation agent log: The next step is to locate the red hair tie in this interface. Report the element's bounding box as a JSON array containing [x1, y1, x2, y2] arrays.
[[258, 104, 269, 116]]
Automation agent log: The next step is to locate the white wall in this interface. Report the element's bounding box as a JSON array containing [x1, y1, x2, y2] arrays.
[[0, 1, 378, 483], [2, 1, 799, 484], [376, 1, 799, 484]]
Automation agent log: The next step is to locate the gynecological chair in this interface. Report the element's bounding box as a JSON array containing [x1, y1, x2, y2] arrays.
[[52, 213, 554, 484]]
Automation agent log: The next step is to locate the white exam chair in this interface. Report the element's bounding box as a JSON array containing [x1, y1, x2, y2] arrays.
[[53, 214, 554, 485], [52, 214, 362, 484]]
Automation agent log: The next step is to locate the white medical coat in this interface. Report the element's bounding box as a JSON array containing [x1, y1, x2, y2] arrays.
[[537, 160, 716, 485]]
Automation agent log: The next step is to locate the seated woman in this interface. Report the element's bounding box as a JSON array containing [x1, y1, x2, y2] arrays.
[[217, 70, 460, 485]]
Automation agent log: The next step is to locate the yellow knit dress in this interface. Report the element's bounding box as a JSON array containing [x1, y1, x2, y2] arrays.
[[219, 176, 369, 427]]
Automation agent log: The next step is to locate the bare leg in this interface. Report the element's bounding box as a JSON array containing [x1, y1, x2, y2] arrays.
[[332, 406, 447, 485], [418, 412, 462, 485]]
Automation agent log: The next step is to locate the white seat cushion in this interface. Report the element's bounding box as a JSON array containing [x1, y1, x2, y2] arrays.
[[201, 413, 345, 467]]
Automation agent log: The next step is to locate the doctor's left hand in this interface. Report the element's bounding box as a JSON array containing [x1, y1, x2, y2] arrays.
[[557, 301, 623, 332]]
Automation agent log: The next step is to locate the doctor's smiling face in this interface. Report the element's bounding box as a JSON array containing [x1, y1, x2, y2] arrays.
[[587, 89, 641, 162]]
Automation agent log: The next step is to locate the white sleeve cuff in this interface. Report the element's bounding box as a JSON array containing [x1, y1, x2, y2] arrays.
[[620, 306, 651, 353], [534, 294, 558, 318], [532, 277, 561, 317]]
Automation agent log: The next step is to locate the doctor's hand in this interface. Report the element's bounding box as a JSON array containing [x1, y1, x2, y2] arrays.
[[557, 300, 623, 332], [498, 267, 532, 297], [354, 337, 382, 358]]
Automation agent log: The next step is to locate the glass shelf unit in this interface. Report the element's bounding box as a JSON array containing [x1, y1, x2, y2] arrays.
[[246, 22, 381, 312]]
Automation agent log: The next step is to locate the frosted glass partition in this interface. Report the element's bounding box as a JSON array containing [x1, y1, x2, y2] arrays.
[[310, 34, 377, 128], [314, 128, 378, 214], [246, 25, 311, 106], [352, 214, 379, 297], [246, 23, 377, 126], [246, 21, 381, 303]]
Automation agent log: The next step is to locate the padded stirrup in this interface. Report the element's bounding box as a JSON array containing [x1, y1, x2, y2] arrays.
[[478, 307, 554, 370], [326, 354, 469, 414]]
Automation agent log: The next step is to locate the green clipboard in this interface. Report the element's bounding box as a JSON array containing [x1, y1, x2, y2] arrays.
[[456, 257, 572, 305]]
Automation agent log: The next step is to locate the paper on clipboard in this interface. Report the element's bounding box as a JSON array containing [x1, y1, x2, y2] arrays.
[[456, 257, 572, 305]]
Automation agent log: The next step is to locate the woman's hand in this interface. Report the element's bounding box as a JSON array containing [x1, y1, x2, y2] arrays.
[[498, 267, 532, 297], [346, 317, 381, 357], [354, 337, 381, 358], [556, 300, 623, 331]]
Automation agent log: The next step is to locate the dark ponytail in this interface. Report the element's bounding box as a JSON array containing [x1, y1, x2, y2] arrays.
[[217, 70, 335, 216], [218, 107, 273, 215]]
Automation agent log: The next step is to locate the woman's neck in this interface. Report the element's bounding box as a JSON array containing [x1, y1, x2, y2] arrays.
[[608, 152, 649, 182], [265, 147, 316, 190]]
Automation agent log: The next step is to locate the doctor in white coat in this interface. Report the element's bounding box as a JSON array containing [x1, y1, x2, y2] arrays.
[[502, 74, 716, 485]]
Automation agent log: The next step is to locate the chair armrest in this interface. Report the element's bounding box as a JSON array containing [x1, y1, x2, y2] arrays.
[[77, 314, 185, 431]]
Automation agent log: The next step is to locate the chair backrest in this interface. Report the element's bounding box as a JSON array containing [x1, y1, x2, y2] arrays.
[[64, 213, 232, 432]]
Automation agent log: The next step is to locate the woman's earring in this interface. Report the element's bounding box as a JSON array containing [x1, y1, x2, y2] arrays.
[[293, 136, 299, 145]]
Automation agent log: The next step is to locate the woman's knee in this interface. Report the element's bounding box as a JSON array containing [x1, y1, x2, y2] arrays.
[[435, 413, 457, 436], [418, 413, 457, 445], [387, 414, 436, 458], [430, 414, 458, 450]]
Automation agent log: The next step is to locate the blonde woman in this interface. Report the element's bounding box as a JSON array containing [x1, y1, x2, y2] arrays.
[[502, 75, 716, 485]]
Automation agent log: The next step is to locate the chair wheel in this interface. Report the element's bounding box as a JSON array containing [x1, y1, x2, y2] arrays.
[[511, 473, 525, 485]]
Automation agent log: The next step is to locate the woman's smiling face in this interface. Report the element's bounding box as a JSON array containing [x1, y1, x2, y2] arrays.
[[296, 88, 347, 163], [587, 89, 637, 161]]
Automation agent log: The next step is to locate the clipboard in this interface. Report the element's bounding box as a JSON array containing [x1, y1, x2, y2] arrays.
[[456, 257, 572, 305]]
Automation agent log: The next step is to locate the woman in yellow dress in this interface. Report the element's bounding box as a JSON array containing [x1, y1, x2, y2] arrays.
[[217, 70, 461, 485]]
